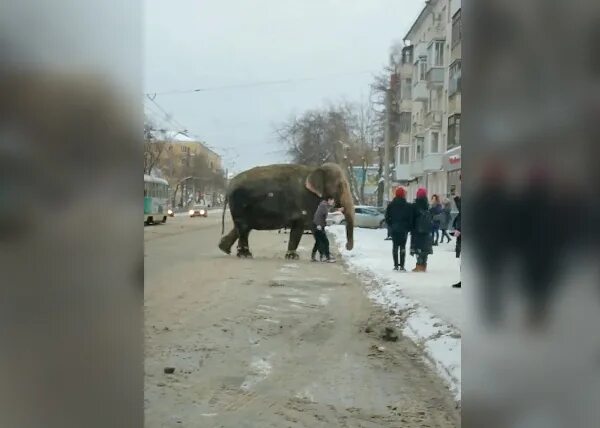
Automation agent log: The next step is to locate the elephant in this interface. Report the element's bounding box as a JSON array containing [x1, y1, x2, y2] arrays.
[[218, 163, 355, 259]]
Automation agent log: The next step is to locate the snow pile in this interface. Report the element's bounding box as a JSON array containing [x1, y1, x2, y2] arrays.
[[329, 225, 462, 401]]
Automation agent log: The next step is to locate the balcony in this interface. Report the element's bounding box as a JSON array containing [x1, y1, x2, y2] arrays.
[[426, 67, 444, 87], [410, 159, 423, 177], [412, 42, 427, 60], [423, 153, 443, 172], [424, 110, 443, 129], [398, 98, 412, 111], [412, 80, 428, 101], [412, 122, 425, 137], [394, 163, 411, 181]]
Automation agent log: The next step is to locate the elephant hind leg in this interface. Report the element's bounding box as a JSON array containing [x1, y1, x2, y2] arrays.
[[236, 222, 253, 258], [219, 228, 239, 255]]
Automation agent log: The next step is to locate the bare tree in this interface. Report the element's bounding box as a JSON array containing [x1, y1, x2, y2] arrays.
[[143, 118, 167, 175]]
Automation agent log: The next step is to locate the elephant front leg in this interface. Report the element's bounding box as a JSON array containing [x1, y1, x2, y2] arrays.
[[285, 224, 303, 260], [219, 228, 239, 255]]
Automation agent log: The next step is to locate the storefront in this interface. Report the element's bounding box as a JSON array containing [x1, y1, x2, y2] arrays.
[[443, 146, 461, 197]]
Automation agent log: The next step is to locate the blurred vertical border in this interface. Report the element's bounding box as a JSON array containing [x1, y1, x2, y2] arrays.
[[0, 1, 142, 427], [464, 0, 600, 427]]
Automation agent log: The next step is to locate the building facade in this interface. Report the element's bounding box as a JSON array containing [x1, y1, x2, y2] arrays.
[[392, 0, 461, 201], [444, 0, 461, 197]]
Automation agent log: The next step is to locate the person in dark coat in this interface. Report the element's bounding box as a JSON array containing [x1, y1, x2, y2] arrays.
[[451, 195, 461, 288], [410, 187, 433, 272], [472, 165, 512, 326], [440, 198, 453, 243], [311, 197, 336, 263], [385, 187, 413, 271], [430, 194, 443, 246]]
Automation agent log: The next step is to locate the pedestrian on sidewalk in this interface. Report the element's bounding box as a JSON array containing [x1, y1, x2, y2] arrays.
[[385, 187, 413, 271], [452, 195, 461, 288], [410, 188, 433, 272], [440, 198, 453, 244], [311, 197, 336, 263], [430, 194, 443, 246]]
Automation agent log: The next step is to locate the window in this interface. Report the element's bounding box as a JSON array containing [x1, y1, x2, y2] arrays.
[[401, 78, 412, 99], [402, 46, 413, 64], [448, 114, 461, 149], [415, 137, 424, 160], [428, 40, 444, 68], [399, 112, 411, 133], [428, 88, 442, 111], [452, 9, 462, 48], [419, 56, 427, 80], [449, 60, 462, 95], [430, 131, 440, 153], [397, 146, 410, 164]]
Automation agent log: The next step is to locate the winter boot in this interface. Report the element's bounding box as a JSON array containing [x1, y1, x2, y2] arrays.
[[412, 264, 422, 272]]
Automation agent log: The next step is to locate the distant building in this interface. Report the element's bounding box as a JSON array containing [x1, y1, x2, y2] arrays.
[[162, 132, 223, 174]]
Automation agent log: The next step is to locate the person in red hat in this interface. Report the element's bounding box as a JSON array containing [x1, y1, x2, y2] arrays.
[[410, 187, 434, 272], [385, 186, 414, 271]]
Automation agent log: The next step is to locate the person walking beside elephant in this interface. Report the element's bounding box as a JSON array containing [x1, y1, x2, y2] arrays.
[[385, 187, 413, 271], [410, 188, 433, 272], [312, 197, 336, 263]]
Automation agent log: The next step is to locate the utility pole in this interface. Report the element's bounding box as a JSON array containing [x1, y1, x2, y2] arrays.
[[383, 83, 392, 206]]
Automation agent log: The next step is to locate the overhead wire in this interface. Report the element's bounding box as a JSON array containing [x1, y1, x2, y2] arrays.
[[144, 69, 378, 97]]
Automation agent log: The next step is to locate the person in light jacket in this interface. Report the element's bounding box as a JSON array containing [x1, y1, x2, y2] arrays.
[[311, 197, 336, 263]]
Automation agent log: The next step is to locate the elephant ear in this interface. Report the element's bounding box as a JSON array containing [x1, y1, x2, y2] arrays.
[[305, 168, 325, 198]]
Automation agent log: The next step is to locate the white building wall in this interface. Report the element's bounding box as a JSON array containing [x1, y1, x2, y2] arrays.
[[405, 0, 454, 199]]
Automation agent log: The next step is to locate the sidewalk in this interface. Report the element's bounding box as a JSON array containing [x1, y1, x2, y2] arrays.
[[329, 225, 462, 401]]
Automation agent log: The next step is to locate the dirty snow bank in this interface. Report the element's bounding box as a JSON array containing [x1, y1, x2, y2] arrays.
[[329, 225, 462, 402]]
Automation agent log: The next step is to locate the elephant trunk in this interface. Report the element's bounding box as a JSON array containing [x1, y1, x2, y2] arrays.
[[339, 180, 354, 251]]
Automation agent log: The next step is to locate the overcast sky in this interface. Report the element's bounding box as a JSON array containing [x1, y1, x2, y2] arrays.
[[144, 0, 423, 173]]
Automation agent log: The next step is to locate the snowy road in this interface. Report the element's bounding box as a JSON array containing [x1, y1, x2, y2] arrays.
[[329, 226, 462, 400], [144, 218, 460, 427]]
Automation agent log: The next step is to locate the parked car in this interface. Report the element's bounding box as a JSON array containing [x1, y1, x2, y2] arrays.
[[354, 205, 386, 229], [326, 211, 345, 226], [327, 206, 385, 229], [189, 204, 208, 218]]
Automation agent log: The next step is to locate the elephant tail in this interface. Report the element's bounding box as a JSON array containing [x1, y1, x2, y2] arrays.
[[221, 196, 228, 235]]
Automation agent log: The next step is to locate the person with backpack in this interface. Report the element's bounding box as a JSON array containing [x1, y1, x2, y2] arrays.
[[385, 187, 413, 271], [410, 187, 433, 272]]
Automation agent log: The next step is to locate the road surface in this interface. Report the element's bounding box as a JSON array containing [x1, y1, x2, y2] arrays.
[[145, 213, 460, 427]]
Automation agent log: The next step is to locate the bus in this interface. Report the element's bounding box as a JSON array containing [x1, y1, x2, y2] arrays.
[[144, 174, 169, 225]]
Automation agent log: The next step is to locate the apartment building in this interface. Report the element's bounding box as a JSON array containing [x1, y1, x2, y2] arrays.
[[393, 0, 462, 200], [393, 44, 415, 187], [444, 0, 462, 197]]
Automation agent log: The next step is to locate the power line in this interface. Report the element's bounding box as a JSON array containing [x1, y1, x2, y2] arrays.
[[144, 95, 239, 163], [145, 69, 378, 97]]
